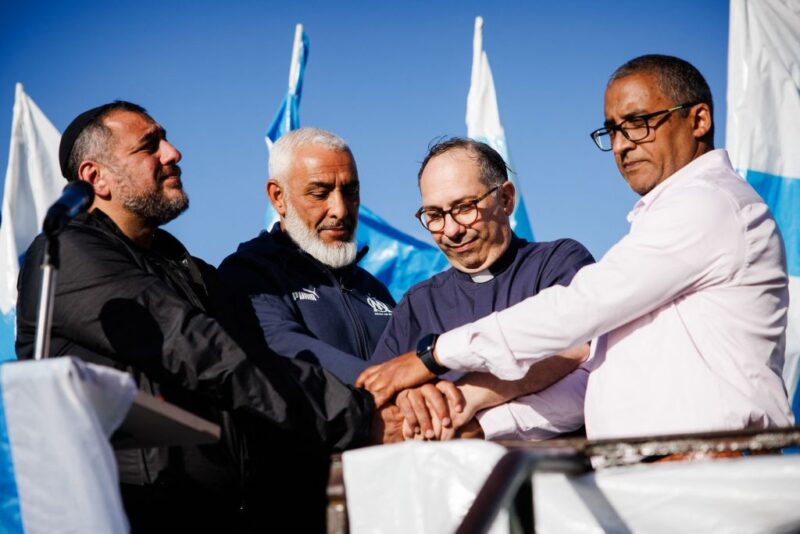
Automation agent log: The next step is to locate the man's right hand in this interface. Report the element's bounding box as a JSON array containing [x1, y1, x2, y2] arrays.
[[356, 351, 435, 408]]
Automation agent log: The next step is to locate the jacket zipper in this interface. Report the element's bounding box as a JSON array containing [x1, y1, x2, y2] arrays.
[[315, 260, 371, 360]]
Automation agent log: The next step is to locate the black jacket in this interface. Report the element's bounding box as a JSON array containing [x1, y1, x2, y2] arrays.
[[16, 210, 374, 530], [218, 225, 395, 385]]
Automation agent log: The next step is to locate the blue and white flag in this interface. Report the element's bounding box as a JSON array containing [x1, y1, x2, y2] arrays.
[[264, 26, 446, 301], [265, 24, 309, 150], [356, 207, 449, 301], [0, 357, 134, 533], [0, 84, 63, 362], [726, 0, 800, 418], [466, 16, 534, 242]]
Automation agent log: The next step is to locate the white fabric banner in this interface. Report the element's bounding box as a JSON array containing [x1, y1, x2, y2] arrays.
[[0, 84, 62, 316], [726, 0, 800, 408], [536, 455, 800, 533], [343, 440, 509, 534], [1, 357, 134, 533], [466, 16, 534, 242]]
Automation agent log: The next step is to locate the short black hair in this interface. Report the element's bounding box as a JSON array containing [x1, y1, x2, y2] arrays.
[[610, 54, 714, 142], [60, 101, 150, 181], [418, 137, 509, 188]]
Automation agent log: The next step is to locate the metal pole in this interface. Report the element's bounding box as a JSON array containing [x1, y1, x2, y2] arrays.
[[33, 237, 59, 360]]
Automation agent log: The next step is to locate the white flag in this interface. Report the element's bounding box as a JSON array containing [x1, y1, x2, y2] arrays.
[[0, 84, 63, 359], [466, 16, 533, 241], [726, 0, 800, 415]]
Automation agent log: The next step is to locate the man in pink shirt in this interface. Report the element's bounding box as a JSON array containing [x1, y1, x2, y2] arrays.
[[358, 54, 794, 440]]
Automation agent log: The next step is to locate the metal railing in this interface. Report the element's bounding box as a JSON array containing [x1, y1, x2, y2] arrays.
[[455, 425, 800, 534]]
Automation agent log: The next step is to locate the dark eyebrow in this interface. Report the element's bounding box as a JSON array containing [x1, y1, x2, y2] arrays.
[[136, 127, 166, 148]]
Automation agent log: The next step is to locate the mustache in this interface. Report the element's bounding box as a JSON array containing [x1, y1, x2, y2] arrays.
[[158, 164, 182, 181], [317, 219, 354, 232]]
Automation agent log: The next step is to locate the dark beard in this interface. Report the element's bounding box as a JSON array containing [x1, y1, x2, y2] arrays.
[[121, 186, 189, 225]]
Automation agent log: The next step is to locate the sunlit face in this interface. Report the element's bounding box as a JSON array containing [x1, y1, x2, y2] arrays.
[[604, 71, 703, 196], [101, 110, 188, 224], [418, 148, 514, 273], [280, 145, 359, 247]]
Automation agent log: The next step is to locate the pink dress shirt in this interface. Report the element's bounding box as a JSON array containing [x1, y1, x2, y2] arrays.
[[441, 150, 794, 439]]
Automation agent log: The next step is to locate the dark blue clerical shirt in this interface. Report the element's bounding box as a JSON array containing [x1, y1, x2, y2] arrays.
[[372, 235, 595, 359]]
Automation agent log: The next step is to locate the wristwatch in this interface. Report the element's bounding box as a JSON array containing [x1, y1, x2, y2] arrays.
[[416, 333, 449, 375]]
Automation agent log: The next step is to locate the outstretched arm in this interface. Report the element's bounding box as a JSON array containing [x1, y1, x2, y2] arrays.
[[396, 344, 589, 439]]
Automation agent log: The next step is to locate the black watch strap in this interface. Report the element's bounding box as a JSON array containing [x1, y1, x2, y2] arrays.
[[416, 333, 449, 375]]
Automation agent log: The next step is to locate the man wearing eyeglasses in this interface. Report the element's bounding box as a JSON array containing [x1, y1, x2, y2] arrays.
[[359, 54, 794, 440], [364, 138, 595, 440]]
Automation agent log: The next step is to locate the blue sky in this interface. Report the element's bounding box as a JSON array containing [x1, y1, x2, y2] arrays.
[[0, 0, 730, 266]]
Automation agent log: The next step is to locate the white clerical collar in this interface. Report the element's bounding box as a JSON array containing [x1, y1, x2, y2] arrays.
[[469, 269, 494, 283]]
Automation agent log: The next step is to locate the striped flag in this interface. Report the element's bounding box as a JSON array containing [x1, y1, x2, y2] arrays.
[[0, 358, 134, 532], [0, 84, 63, 362], [265, 24, 309, 149], [726, 0, 800, 418], [466, 16, 534, 241]]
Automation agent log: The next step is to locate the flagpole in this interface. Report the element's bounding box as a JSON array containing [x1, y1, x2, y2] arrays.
[[284, 24, 304, 133]]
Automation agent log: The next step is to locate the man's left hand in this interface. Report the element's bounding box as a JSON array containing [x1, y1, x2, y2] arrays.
[[356, 351, 435, 408]]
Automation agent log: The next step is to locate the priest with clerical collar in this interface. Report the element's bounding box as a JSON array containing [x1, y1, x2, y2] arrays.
[[368, 138, 595, 440]]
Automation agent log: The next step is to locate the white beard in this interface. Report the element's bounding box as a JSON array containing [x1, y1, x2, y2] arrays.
[[283, 200, 357, 269]]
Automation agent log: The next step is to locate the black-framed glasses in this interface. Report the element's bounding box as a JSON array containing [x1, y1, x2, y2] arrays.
[[415, 186, 499, 232], [590, 101, 699, 151]]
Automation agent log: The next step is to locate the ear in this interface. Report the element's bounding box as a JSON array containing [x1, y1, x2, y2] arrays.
[[77, 160, 111, 200], [691, 103, 713, 141], [266, 179, 286, 217], [499, 180, 516, 216]]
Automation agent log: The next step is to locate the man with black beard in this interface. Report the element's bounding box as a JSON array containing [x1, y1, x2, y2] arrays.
[[219, 128, 396, 385], [16, 103, 400, 532]]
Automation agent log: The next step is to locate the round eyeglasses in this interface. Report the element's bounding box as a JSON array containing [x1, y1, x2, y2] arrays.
[[415, 186, 499, 232]]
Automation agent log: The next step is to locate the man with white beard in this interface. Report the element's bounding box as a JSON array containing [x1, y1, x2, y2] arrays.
[[219, 128, 395, 385]]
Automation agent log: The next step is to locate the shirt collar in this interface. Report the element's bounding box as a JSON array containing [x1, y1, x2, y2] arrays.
[[469, 270, 494, 283], [627, 149, 729, 223], [455, 234, 525, 284]]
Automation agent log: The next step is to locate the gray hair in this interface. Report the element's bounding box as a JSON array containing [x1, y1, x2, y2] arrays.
[[268, 127, 352, 183], [67, 101, 150, 181]]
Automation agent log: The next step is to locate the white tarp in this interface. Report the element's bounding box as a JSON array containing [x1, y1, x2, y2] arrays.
[[0, 357, 135, 533], [343, 440, 509, 534], [536, 455, 800, 533], [344, 442, 800, 533]]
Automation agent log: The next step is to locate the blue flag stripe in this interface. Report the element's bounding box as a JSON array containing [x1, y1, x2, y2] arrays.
[[745, 170, 800, 276], [0, 376, 23, 534], [0, 314, 14, 363]]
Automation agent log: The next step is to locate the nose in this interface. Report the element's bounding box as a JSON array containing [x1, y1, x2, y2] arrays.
[[442, 212, 466, 239], [160, 140, 182, 164], [611, 129, 635, 156], [327, 189, 348, 220]]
